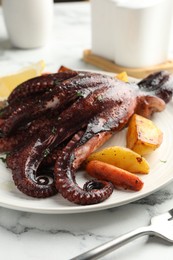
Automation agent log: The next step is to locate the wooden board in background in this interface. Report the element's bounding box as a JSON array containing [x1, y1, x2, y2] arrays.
[[83, 49, 173, 78]]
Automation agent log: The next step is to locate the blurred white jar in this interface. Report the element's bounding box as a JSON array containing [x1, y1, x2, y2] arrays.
[[91, 0, 173, 68], [2, 0, 53, 49]]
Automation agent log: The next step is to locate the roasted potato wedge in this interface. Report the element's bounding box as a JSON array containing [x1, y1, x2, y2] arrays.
[[126, 114, 163, 156], [86, 146, 149, 174], [116, 71, 128, 82]]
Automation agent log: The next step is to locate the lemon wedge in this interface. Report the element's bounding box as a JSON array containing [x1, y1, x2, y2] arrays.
[[0, 60, 45, 99]]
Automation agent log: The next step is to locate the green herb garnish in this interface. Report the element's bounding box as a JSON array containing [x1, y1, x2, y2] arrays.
[[97, 95, 103, 101], [160, 160, 167, 163], [51, 126, 57, 134], [0, 156, 6, 163], [54, 79, 61, 85], [0, 152, 9, 164], [76, 91, 83, 97], [43, 148, 50, 157]]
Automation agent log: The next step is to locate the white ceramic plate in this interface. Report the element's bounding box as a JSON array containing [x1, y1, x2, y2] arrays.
[[0, 73, 173, 214]]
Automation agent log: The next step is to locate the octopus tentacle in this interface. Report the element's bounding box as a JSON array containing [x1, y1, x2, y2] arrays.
[[53, 98, 138, 205], [0, 95, 39, 119], [0, 71, 79, 130], [1, 90, 78, 135], [0, 116, 54, 153], [10, 133, 58, 198], [0, 72, 117, 135], [135, 95, 166, 118], [54, 131, 114, 205], [9, 85, 113, 197], [0, 89, 56, 120], [1, 101, 42, 135], [0, 130, 27, 153], [73, 131, 113, 170], [8, 71, 78, 104], [8, 114, 88, 197], [138, 70, 173, 103]]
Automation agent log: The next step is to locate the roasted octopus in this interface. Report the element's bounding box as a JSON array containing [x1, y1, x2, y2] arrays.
[[0, 67, 172, 205]]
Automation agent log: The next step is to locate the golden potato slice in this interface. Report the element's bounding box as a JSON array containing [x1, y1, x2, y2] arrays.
[[126, 114, 163, 156], [116, 72, 128, 82], [86, 146, 149, 174]]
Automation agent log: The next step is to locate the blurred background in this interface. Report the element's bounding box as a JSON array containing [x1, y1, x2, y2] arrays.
[[0, 0, 88, 3], [54, 0, 87, 1]]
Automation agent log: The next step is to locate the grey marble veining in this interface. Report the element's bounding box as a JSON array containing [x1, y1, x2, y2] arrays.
[[0, 2, 173, 260]]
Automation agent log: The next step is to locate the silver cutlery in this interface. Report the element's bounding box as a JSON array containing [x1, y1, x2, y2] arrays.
[[71, 208, 173, 260]]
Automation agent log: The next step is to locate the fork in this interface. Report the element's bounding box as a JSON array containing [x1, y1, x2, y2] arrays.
[[71, 208, 173, 260]]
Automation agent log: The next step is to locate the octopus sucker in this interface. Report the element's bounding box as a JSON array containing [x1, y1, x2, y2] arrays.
[[0, 69, 173, 205]]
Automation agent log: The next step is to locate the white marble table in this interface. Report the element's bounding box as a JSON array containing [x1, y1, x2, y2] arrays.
[[0, 2, 173, 260]]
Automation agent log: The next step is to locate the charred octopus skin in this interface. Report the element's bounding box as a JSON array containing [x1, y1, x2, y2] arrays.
[[0, 69, 173, 205]]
